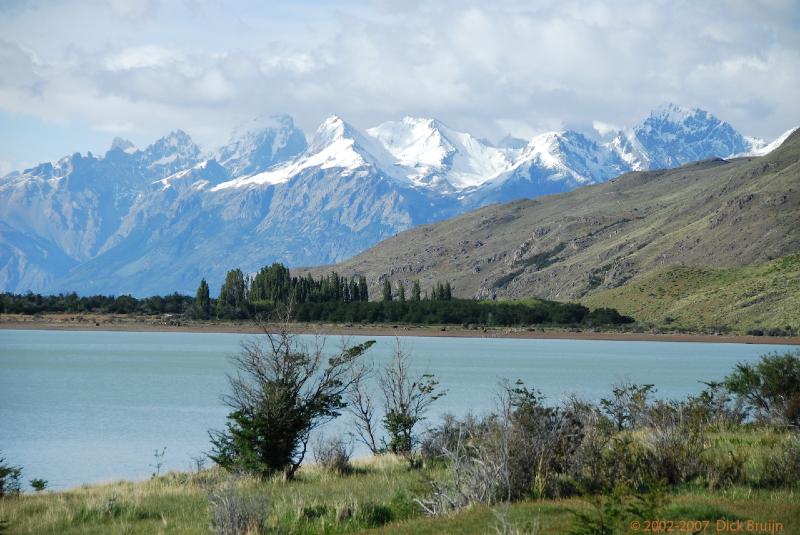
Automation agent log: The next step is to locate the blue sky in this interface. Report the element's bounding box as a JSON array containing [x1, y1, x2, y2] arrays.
[[1, 0, 798, 174]]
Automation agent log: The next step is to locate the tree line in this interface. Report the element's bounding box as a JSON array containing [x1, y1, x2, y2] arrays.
[[0, 292, 192, 316], [0, 262, 634, 327]]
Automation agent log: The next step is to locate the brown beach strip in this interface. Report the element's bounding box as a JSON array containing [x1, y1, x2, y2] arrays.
[[1, 313, 798, 345]]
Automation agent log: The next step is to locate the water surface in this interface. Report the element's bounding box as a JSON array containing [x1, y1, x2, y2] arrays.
[[0, 329, 793, 489]]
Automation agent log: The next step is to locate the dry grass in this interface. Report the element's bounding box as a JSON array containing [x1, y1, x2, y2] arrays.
[[1, 436, 799, 534]]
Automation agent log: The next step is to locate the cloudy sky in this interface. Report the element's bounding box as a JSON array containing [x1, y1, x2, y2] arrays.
[[1, 0, 798, 173]]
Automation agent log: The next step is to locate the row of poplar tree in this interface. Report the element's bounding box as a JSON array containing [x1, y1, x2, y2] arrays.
[[192, 263, 453, 319]]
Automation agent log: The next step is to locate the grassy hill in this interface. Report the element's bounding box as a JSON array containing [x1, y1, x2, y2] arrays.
[[304, 131, 800, 332], [583, 253, 800, 333]]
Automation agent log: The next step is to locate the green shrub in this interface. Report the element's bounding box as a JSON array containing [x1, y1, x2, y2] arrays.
[[755, 433, 800, 488], [723, 351, 800, 426], [703, 450, 748, 489], [29, 478, 48, 492], [356, 502, 393, 527], [0, 454, 22, 498]]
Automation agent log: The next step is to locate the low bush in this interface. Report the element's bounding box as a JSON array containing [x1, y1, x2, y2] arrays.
[[312, 434, 353, 474], [208, 484, 267, 535], [755, 432, 800, 488]]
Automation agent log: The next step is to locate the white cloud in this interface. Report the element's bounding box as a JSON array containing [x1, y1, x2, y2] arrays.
[[0, 0, 796, 158], [106, 0, 157, 20], [104, 45, 180, 71], [592, 121, 621, 137]]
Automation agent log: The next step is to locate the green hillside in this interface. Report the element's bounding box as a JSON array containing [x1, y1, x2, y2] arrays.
[[583, 253, 800, 333]]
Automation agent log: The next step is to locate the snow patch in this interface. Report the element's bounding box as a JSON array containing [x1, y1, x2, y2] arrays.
[[745, 127, 798, 157]]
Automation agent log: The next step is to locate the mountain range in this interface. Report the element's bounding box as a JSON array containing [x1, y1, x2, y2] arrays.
[[0, 104, 795, 296], [308, 130, 800, 331]]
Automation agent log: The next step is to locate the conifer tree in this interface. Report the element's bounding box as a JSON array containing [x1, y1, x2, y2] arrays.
[[217, 268, 248, 318], [398, 282, 406, 302], [193, 278, 211, 320], [382, 279, 393, 302], [411, 280, 421, 302]]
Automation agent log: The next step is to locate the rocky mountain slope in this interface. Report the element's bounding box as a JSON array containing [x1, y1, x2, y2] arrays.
[[0, 105, 794, 296], [307, 131, 800, 325]]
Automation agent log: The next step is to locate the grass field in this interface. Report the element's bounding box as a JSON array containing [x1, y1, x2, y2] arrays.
[[583, 253, 800, 334], [2, 429, 799, 535]]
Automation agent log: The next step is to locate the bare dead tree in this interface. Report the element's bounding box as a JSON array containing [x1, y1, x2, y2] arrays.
[[348, 371, 381, 454], [348, 338, 445, 456], [380, 339, 446, 455]]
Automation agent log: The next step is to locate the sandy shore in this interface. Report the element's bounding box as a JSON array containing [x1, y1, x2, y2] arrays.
[[1, 313, 798, 345]]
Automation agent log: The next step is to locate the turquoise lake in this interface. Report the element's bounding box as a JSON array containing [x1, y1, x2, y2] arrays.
[[0, 329, 795, 489]]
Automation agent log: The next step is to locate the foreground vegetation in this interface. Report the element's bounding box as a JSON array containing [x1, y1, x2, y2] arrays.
[[1, 432, 798, 534], [584, 253, 800, 336], [2, 325, 798, 534]]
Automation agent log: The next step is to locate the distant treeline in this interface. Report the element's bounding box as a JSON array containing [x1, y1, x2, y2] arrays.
[[0, 262, 634, 326], [0, 292, 192, 316]]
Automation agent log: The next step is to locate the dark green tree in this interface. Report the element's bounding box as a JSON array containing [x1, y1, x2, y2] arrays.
[[0, 453, 21, 498], [411, 280, 421, 302], [217, 268, 248, 319], [398, 282, 406, 302], [444, 282, 452, 300], [209, 322, 374, 478], [359, 276, 369, 301], [193, 278, 211, 320], [249, 263, 291, 303], [382, 279, 393, 302]]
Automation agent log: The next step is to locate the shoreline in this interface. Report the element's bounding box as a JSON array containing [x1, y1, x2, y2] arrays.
[[1, 314, 798, 345]]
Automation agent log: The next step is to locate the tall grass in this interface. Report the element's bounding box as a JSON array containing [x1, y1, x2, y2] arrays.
[[0, 455, 431, 535], [2, 430, 797, 534]]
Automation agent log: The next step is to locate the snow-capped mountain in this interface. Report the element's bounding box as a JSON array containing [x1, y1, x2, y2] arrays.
[[45, 115, 453, 296], [609, 104, 754, 170], [745, 126, 798, 157], [216, 114, 307, 176], [469, 130, 630, 205], [366, 117, 516, 192], [215, 115, 411, 190], [0, 105, 794, 296]]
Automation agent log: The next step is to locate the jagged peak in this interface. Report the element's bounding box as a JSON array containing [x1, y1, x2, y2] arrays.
[[109, 137, 136, 153], [161, 129, 194, 146], [226, 113, 297, 141], [143, 129, 199, 155], [648, 102, 706, 121], [637, 103, 727, 133], [524, 129, 594, 151], [308, 115, 366, 152]]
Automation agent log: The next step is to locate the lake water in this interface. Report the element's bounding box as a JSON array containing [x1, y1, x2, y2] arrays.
[[0, 329, 795, 490]]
